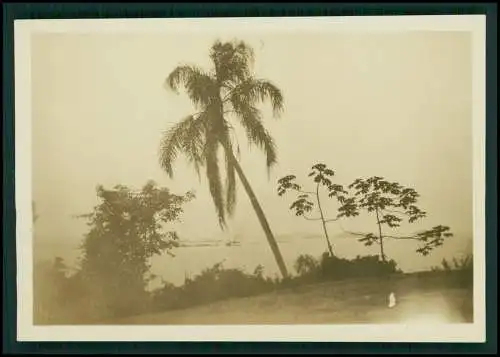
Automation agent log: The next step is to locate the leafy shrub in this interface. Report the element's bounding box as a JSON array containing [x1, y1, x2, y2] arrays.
[[294, 254, 320, 276], [33, 257, 90, 324], [292, 252, 401, 284], [430, 254, 473, 289], [75, 182, 194, 320], [33, 258, 68, 324], [151, 263, 276, 311]]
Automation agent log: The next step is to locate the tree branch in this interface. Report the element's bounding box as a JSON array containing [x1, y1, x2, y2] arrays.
[[292, 187, 316, 195], [383, 234, 421, 241], [303, 214, 338, 222], [338, 224, 381, 245], [382, 208, 409, 216], [303, 215, 322, 221], [338, 224, 371, 237], [343, 230, 367, 237]]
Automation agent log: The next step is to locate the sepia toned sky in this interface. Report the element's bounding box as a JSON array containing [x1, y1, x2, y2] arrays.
[[31, 29, 473, 272]]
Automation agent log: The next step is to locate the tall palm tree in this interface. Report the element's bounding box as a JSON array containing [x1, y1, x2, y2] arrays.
[[159, 40, 289, 279]]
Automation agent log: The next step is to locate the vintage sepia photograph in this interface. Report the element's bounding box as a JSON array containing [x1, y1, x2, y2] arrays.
[[15, 15, 486, 342]]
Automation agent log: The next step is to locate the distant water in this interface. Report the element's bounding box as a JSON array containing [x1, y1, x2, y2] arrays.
[[34, 234, 471, 290], [148, 238, 329, 289], [34, 236, 332, 288]]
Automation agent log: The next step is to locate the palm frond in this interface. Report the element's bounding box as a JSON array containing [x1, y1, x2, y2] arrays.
[[166, 65, 218, 109], [230, 99, 277, 170], [159, 114, 206, 178], [204, 129, 226, 228], [210, 40, 255, 85], [162, 40, 285, 232], [229, 77, 284, 117]]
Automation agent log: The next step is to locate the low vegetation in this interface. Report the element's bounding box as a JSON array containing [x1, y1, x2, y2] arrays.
[[32, 172, 471, 324], [34, 246, 473, 324]]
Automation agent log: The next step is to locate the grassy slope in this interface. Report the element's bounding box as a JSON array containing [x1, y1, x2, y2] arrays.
[[107, 272, 473, 325]]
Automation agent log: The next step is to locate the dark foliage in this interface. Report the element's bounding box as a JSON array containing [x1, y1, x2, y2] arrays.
[[343, 176, 454, 260], [33, 182, 194, 324], [150, 252, 401, 312], [430, 254, 474, 289], [151, 263, 276, 311], [291, 253, 401, 284]]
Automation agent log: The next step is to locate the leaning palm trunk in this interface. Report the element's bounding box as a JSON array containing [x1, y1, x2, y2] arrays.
[[161, 40, 290, 280], [226, 149, 289, 279]]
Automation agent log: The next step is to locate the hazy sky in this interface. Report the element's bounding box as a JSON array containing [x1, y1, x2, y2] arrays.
[[31, 29, 473, 270]]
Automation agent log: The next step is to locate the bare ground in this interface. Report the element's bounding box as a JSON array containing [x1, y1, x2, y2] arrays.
[[107, 275, 473, 325]]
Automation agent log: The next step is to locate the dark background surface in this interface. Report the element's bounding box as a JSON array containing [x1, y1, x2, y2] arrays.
[[3, 2, 497, 354]]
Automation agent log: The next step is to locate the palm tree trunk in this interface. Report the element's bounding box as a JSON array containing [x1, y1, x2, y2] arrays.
[[227, 150, 289, 280]]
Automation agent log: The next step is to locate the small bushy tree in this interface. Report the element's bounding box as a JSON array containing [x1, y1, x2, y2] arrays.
[[294, 254, 320, 276], [77, 180, 194, 318]]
